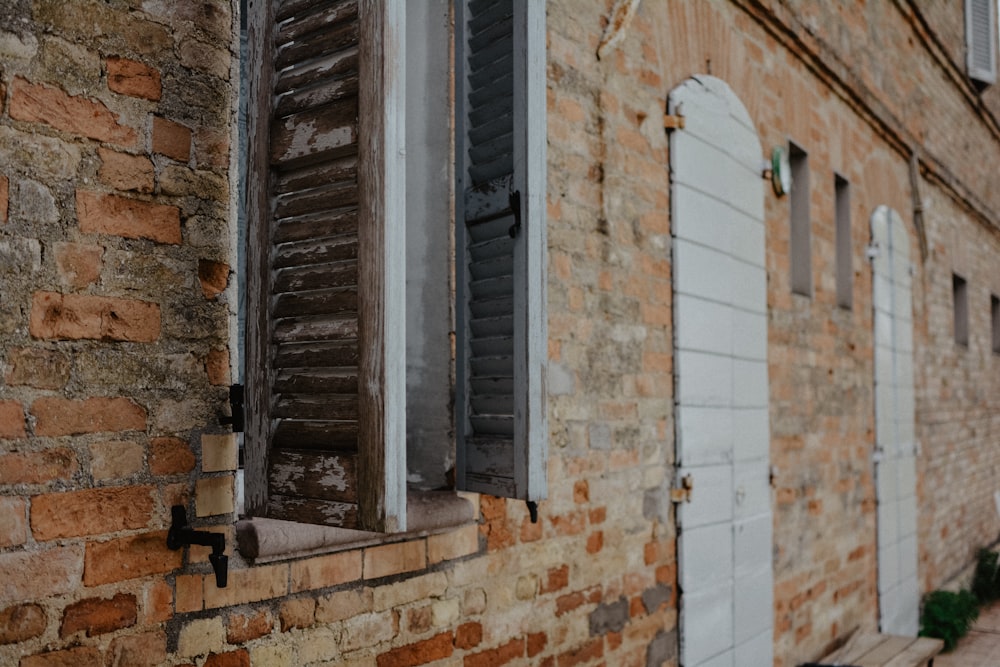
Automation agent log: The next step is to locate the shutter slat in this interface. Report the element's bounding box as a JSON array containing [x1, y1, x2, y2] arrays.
[[470, 153, 515, 186], [275, 181, 359, 220], [270, 100, 358, 168], [470, 295, 513, 319], [273, 313, 358, 343], [268, 448, 358, 503], [470, 334, 513, 357], [273, 420, 357, 449], [470, 315, 512, 338], [274, 286, 358, 318], [273, 260, 357, 293], [468, 0, 510, 34], [470, 356, 512, 377], [277, 0, 358, 43], [470, 235, 514, 261], [265, 495, 358, 528], [274, 209, 358, 244], [467, 214, 515, 243], [275, 50, 358, 96], [469, 68, 513, 106], [468, 131, 514, 167], [469, 254, 513, 280], [276, 73, 361, 118], [469, 415, 514, 437], [274, 394, 358, 420], [471, 376, 513, 394], [471, 393, 514, 415], [275, 367, 358, 393], [276, 156, 357, 195], [274, 235, 358, 269], [468, 104, 513, 142], [276, 18, 359, 70], [275, 341, 358, 370], [469, 274, 513, 299]]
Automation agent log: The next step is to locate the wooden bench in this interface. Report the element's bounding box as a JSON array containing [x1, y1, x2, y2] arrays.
[[811, 632, 944, 667]]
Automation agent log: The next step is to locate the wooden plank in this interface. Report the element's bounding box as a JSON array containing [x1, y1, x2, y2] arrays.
[[822, 633, 890, 663], [275, 49, 358, 97], [273, 259, 357, 293], [276, 17, 358, 70], [266, 494, 358, 529], [273, 234, 358, 269], [854, 635, 915, 666], [276, 0, 358, 42], [274, 182, 358, 220], [273, 287, 358, 318], [268, 448, 358, 503], [274, 340, 358, 370], [273, 313, 358, 343], [273, 394, 359, 421], [270, 101, 358, 168], [274, 368, 358, 394], [880, 637, 943, 667], [274, 209, 358, 244], [276, 156, 357, 196], [273, 419, 357, 449]]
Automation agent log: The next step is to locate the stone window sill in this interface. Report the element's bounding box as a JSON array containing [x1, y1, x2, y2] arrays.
[[235, 490, 477, 564]]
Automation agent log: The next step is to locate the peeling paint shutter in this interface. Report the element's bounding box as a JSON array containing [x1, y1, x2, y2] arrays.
[[245, 0, 405, 532], [966, 0, 997, 85], [455, 0, 547, 501]]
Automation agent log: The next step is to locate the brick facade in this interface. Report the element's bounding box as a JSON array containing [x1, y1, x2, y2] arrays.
[[1, 1, 998, 666]]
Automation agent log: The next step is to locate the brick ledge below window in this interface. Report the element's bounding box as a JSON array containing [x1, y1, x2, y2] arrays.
[[235, 490, 476, 564]]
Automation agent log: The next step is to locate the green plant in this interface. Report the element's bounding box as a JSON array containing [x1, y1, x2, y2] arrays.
[[972, 548, 1000, 604], [919, 589, 980, 651]]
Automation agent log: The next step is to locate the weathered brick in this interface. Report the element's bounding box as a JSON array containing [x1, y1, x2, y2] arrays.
[[541, 564, 570, 594], [226, 610, 273, 644], [0, 400, 26, 439], [589, 596, 629, 636], [83, 530, 181, 585], [106, 630, 168, 667], [4, 347, 71, 389], [455, 621, 483, 650], [527, 632, 547, 658], [202, 433, 238, 473], [290, 550, 363, 593], [0, 545, 83, 605], [30, 292, 160, 342], [376, 631, 453, 667], [0, 497, 27, 548], [464, 637, 525, 667], [195, 476, 234, 517], [198, 259, 229, 298], [279, 597, 315, 632], [152, 116, 192, 162], [205, 348, 230, 385], [31, 486, 155, 541], [202, 563, 287, 609], [106, 56, 161, 100], [556, 638, 603, 667], [60, 592, 136, 637], [427, 523, 480, 564], [20, 646, 102, 667], [0, 603, 46, 644], [177, 616, 225, 658], [364, 539, 426, 580], [97, 147, 154, 194], [9, 77, 136, 146], [149, 436, 196, 475], [143, 580, 173, 624], [204, 650, 250, 667], [175, 574, 203, 614], [54, 242, 103, 289], [0, 448, 77, 484], [315, 587, 372, 624], [30, 396, 147, 436], [89, 440, 144, 480], [76, 190, 181, 244]]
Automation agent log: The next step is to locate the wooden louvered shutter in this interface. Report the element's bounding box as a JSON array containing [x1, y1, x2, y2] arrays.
[[455, 0, 547, 502], [244, 0, 406, 532], [967, 0, 998, 85]]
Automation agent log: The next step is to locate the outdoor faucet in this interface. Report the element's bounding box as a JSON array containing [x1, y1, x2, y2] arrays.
[[167, 505, 228, 588]]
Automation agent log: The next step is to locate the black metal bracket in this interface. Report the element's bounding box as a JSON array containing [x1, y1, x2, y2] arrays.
[[219, 384, 244, 433], [167, 505, 228, 588], [508, 190, 522, 239], [526, 500, 539, 524]]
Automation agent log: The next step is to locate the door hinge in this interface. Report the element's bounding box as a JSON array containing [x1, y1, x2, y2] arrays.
[[219, 384, 244, 433], [671, 474, 694, 503]]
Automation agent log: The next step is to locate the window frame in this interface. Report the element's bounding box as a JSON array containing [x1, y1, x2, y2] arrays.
[[966, 0, 998, 86]]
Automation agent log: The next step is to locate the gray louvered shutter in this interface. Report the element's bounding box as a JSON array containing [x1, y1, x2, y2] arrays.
[[967, 0, 998, 85], [244, 0, 406, 532], [455, 0, 547, 501]]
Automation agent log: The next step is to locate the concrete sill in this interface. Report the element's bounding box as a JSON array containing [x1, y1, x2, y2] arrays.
[[235, 490, 477, 564]]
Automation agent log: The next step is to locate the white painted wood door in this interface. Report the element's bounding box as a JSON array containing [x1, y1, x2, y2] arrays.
[[670, 76, 773, 667]]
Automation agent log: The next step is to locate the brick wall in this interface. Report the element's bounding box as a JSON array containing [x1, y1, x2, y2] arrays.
[[1, 1, 999, 667]]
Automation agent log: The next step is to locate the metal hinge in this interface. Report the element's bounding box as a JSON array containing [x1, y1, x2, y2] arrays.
[[219, 384, 244, 433], [664, 113, 686, 131], [670, 474, 694, 503], [866, 243, 880, 259]]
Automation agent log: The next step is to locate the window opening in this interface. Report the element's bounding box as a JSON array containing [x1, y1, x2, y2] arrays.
[[991, 293, 999, 354], [835, 174, 852, 309], [953, 273, 969, 346], [789, 142, 811, 296]]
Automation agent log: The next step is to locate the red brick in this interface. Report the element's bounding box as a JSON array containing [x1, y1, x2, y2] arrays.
[[205, 348, 230, 385], [30, 396, 146, 437], [9, 77, 136, 146], [0, 545, 83, 605], [573, 480, 589, 503], [376, 631, 454, 667], [0, 401, 26, 439], [0, 497, 27, 548], [20, 646, 102, 667], [540, 565, 570, 594], [198, 259, 230, 299], [76, 190, 181, 244], [143, 580, 173, 624], [226, 610, 272, 644], [464, 637, 525, 667], [586, 531, 604, 554], [550, 511, 586, 536], [204, 650, 250, 667], [106, 630, 167, 667], [0, 603, 46, 644], [30, 292, 160, 343], [0, 448, 77, 484], [106, 57, 161, 100], [0, 173, 7, 223], [149, 436, 196, 475], [60, 593, 136, 638], [455, 621, 483, 650], [97, 148, 154, 194], [152, 117, 192, 162], [84, 530, 181, 586], [556, 638, 603, 667], [520, 516, 542, 542], [54, 242, 103, 289], [279, 597, 315, 631], [31, 486, 155, 541], [4, 347, 71, 389], [527, 632, 547, 658]]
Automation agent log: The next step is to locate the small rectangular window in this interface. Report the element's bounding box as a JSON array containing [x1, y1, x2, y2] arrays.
[[835, 174, 852, 309], [954, 274, 969, 346], [789, 142, 811, 296], [991, 294, 1000, 354], [966, 0, 998, 86]]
